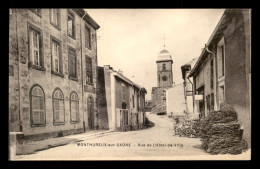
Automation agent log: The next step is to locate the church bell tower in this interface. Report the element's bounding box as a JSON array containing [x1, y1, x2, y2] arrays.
[[157, 49, 173, 88]]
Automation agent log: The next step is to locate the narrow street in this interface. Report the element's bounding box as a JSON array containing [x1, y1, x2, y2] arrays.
[[15, 113, 209, 160]]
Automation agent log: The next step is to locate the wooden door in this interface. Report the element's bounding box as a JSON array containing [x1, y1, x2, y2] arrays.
[[87, 96, 94, 129]]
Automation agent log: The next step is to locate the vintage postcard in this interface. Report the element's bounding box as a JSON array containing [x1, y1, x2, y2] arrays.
[[9, 8, 251, 160]]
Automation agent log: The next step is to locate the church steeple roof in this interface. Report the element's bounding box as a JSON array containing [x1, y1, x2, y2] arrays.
[[157, 48, 173, 62]]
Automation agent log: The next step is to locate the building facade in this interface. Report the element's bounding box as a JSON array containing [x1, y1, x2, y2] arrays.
[[188, 9, 251, 146], [166, 83, 186, 118], [9, 9, 100, 143], [96, 65, 147, 131], [180, 58, 199, 119], [151, 49, 173, 114]]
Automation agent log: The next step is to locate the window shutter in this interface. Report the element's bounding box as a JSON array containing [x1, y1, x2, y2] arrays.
[[71, 101, 76, 121], [52, 42, 54, 71], [54, 9, 57, 25], [57, 9, 60, 27], [76, 102, 79, 121], [39, 97, 45, 123], [30, 30, 34, 64], [33, 111, 40, 124], [59, 100, 64, 122], [54, 100, 59, 121], [58, 45, 62, 73], [39, 110, 44, 124], [32, 96, 40, 110], [38, 32, 43, 67], [69, 50, 76, 77]]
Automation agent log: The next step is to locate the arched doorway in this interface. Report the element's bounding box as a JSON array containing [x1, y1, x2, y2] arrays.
[[87, 95, 95, 129]]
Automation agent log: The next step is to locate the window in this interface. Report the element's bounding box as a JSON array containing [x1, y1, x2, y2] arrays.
[[85, 26, 91, 49], [217, 37, 225, 78], [30, 85, 45, 126], [210, 59, 214, 89], [163, 90, 166, 96], [51, 38, 62, 74], [221, 46, 225, 77], [162, 63, 166, 70], [70, 92, 79, 123], [30, 9, 41, 16], [67, 11, 75, 38], [53, 88, 65, 124], [121, 84, 126, 102], [163, 98, 166, 104], [68, 48, 77, 79], [29, 26, 43, 68], [50, 9, 60, 28], [86, 56, 93, 85]]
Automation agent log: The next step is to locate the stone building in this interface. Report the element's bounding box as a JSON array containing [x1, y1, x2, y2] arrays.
[[188, 9, 251, 146], [9, 8, 100, 147], [151, 48, 173, 114], [180, 57, 199, 119], [96, 65, 147, 131]]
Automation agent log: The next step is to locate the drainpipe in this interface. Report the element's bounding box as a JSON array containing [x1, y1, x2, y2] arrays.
[[187, 77, 194, 114], [80, 12, 87, 132], [205, 45, 218, 111]]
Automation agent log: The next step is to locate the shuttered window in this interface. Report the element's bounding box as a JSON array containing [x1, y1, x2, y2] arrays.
[[51, 40, 62, 73], [68, 48, 76, 78], [29, 28, 42, 67], [70, 92, 79, 123], [30, 85, 45, 126], [67, 12, 75, 38], [121, 84, 126, 102], [53, 89, 65, 124], [50, 9, 60, 28], [86, 56, 93, 85], [85, 26, 91, 48]]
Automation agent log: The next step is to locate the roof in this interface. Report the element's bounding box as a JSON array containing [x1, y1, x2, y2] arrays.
[[188, 9, 234, 78], [73, 9, 100, 30], [157, 48, 173, 62], [104, 66, 147, 93], [160, 49, 170, 54], [181, 57, 199, 79]]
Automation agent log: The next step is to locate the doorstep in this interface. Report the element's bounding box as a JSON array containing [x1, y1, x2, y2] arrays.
[[16, 129, 114, 156]]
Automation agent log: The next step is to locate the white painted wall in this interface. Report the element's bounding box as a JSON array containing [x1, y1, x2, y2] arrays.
[[166, 83, 186, 117]]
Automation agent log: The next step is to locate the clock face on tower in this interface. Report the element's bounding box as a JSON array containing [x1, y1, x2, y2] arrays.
[[162, 75, 168, 81]]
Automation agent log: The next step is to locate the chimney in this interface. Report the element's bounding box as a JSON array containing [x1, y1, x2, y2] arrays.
[[118, 69, 123, 74]]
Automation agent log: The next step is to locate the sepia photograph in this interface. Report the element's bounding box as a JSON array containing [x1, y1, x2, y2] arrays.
[[8, 8, 251, 160]]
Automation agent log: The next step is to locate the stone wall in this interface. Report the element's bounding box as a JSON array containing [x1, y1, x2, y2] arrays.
[[9, 9, 99, 141], [223, 10, 251, 146]]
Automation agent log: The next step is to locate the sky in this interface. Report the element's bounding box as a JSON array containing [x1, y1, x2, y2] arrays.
[[85, 9, 225, 100]]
